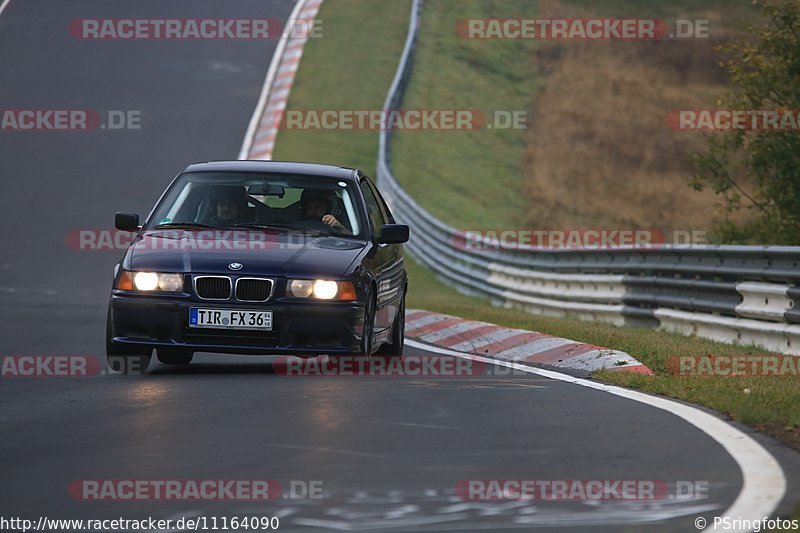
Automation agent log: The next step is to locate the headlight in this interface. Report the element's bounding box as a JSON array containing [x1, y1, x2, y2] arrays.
[[287, 279, 357, 301], [313, 280, 339, 300], [133, 272, 159, 291], [116, 271, 184, 292]]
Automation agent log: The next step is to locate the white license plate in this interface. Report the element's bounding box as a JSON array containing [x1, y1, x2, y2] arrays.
[[189, 308, 273, 331]]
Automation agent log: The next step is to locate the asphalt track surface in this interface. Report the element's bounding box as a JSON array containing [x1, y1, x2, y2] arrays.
[[0, 2, 798, 532]]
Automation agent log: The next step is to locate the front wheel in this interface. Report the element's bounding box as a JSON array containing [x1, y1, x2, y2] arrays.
[[356, 289, 377, 358], [376, 293, 405, 359]]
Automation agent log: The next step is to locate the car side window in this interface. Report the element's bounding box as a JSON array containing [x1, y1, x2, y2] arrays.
[[368, 180, 395, 224], [360, 179, 387, 236]]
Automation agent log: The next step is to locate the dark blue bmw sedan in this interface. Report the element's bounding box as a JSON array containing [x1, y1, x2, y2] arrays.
[[107, 161, 409, 373]]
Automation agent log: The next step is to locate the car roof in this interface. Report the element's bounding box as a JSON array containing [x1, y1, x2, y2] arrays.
[[183, 160, 360, 181]]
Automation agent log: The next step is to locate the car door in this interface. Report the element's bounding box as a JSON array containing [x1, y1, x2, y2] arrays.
[[359, 176, 405, 334]]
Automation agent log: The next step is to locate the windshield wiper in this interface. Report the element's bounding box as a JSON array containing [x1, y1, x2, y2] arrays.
[[235, 222, 325, 235], [152, 222, 223, 230]]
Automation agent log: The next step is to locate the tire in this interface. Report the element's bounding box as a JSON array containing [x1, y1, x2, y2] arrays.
[[357, 288, 377, 358], [156, 347, 194, 365], [376, 292, 405, 359], [106, 310, 151, 374]]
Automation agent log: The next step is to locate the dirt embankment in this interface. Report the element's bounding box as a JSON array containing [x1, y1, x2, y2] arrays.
[[524, 2, 755, 239]]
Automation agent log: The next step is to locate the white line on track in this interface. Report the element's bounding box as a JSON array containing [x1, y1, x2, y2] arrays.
[[407, 338, 787, 533], [0, 0, 13, 19], [237, 0, 312, 160]]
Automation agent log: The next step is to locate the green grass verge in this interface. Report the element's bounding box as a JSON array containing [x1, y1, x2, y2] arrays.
[[272, 0, 411, 174], [390, 0, 539, 229]]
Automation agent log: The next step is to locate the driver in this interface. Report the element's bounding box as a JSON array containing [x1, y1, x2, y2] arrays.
[[300, 189, 351, 234], [208, 186, 249, 226]]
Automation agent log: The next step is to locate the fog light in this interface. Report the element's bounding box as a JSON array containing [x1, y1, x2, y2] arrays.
[[158, 273, 183, 292], [289, 279, 313, 298]]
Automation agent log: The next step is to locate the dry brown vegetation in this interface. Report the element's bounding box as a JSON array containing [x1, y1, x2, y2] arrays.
[[524, 1, 757, 238]]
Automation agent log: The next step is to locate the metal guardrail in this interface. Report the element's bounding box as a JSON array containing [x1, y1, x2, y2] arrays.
[[377, 0, 800, 355]]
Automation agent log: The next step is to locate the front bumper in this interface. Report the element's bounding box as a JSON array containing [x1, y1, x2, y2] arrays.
[[109, 292, 365, 356]]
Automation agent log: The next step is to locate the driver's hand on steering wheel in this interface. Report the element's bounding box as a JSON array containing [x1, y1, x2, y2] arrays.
[[322, 214, 350, 234]]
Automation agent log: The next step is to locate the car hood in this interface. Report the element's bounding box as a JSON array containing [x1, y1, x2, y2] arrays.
[[127, 230, 367, 279]]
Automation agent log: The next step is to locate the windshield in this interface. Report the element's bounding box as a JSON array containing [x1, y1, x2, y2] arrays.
[[146, 172, 363, 238]]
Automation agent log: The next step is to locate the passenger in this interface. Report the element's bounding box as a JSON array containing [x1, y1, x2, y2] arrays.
[[300, 189, 351, 234]]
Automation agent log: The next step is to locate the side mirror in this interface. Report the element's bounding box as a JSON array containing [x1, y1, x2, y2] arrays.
[[378, 224, 409, 244], [115, 212, 140, 232]]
